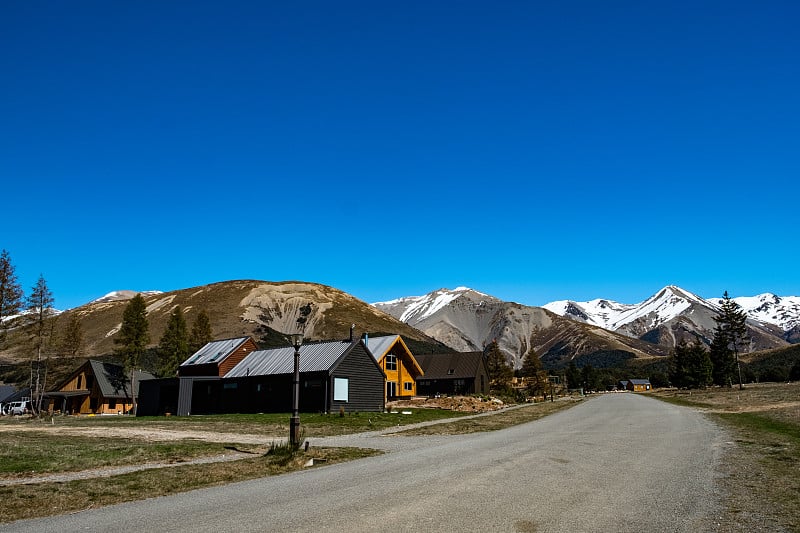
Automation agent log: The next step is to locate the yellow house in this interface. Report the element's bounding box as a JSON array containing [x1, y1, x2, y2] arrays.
[[45, 360, 155, 415], [365, 335, 424, 400]]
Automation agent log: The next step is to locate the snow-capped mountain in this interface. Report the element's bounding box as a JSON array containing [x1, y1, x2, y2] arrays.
[[90, 290, 163, 304], [545, 286, 792, 350], [375, 287, 499, 325], [723, 294, 800, 333], [542, 299, 635, 329], [374, 287, 673, 367]]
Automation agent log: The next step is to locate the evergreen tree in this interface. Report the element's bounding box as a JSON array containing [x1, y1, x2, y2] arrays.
[[158, 306, 189, 377], [485, 340, 513, 391], [0, 249, 24, 342], [188, 309, 213, 353], [710, 291, 749, 388], [565, 360, 582, 390], [520, 345, 547, 396], [57, 314, 84, 357], [671, 341, 712, 389], [789, 360, 800, 382], [581, 364, 598, 392], [27, 275, 56, 412], [115, 294, 150, 412]]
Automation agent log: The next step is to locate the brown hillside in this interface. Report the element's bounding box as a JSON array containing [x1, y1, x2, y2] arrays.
[[0, 280, 437, 364]]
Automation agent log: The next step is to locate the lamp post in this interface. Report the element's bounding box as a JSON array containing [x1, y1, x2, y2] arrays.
[[289, 333, 303, 447]]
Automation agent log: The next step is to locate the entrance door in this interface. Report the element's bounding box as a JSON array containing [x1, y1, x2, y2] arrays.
[[386, 381, 397, 398]]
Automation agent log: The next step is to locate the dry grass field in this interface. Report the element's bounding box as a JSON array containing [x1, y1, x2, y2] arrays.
[[654, 382, 800, 532]]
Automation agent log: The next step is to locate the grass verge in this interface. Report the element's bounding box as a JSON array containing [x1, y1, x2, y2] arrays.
[[397, 398, 582, 436], [0, 446, 380, 524], [653, 383, 799, 532]]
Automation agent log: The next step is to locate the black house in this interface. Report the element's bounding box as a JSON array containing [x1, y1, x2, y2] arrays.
[[415, 352, 490, 396], [138, 339, 385, 416]]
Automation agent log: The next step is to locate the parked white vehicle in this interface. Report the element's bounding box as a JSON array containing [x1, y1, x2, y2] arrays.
[[6, 400, 31, 415]]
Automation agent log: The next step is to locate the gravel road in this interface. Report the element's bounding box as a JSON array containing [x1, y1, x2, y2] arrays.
[[2, 393, 729, 533]]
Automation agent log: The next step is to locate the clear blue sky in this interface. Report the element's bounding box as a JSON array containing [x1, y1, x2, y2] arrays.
[[2, 1, 798, 310]]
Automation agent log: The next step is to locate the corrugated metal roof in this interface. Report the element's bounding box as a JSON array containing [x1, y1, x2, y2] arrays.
[[180, 337, 251, 367], [226, 340, 356, 378], [363, 335, 399, 360], [417, 352, 484, 380], [88, 360, 155, 398]]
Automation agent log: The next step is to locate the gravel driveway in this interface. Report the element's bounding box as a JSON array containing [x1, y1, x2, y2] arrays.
[[3, 393, 729, 532]]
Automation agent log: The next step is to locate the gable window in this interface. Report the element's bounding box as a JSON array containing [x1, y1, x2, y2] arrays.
[[77, 375, 82, 389], [385, 354, 397, 371], [404, 382, 413, 391]]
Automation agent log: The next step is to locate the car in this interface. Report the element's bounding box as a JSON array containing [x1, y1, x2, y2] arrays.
[[7, 400, 31, 415]]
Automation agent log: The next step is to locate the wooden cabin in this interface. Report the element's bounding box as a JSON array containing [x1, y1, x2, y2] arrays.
[[45, 360, 154, 415], [364, 335, 424, 400]]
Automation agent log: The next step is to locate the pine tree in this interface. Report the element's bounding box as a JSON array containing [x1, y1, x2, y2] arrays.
[[520, 345, 546, 396], [158, 306, 189, 377], [115, 294, 150, 412], [485, 340, 513, 391], [27, 275, 55, 412], [565, 361, 582, 390], [57, 315, 84, 357], [671, 341, 712, 389], [710, 291, 749, 388], [188, 308, 213, 353], [0, 249, 24, 342]]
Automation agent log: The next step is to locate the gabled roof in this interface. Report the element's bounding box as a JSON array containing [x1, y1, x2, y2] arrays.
[[226, 340, 364, 378], [0, 385, 17, 403], [180, 337, 252, 367], [2, 387, 30, 403], [628, 379, 651, 385], [416, 352, 485, 380], [365, 335, 424, 375], [88, 361, 155, 398]]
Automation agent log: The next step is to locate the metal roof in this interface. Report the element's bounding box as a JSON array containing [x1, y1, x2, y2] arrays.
[[180, 337, 251, 367], [226, 340, 357, 378], [363, 335, 400, 361], [627, 379, 651, 385], [88, 360, 155, 398], [416, 352, 485, 380]]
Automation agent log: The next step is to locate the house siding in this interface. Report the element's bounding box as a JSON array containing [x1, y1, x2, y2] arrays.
[[331, 343, 385, 413]]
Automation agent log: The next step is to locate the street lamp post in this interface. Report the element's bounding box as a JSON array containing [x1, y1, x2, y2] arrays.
[[289, 333, 303, 447]]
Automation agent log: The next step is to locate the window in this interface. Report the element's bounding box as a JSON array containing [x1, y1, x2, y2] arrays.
[[77, 375, 82, 389], [385, 354, 397, 371], [108, 399, 116, 410], [404, 382, 413, 391], [386, 381, 397, 397], [447, 368, 455, 375], [334, 378, 349, 401], [86, 376, 94, 389]]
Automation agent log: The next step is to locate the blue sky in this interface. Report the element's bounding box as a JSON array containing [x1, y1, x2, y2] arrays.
[[2, 1, 798, 310]]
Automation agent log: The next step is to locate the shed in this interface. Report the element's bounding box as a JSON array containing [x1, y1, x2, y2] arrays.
[[363, 335, 424, 400], [626, 379, 652, 392], [415, 352, 489, 396]]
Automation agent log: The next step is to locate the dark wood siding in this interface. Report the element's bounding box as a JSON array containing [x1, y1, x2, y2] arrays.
[[330, 343, 385, 412]]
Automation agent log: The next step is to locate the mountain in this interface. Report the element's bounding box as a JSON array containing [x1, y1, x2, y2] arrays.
[[90, 290, 163, 304], [725, 294, 800, 343], [374, 288, 670, 368], [0, 280, 444, 365], [545, 286, 791, 351]]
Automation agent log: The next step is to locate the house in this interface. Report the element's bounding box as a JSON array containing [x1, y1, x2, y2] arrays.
[[415, 352, 490, 396], [363, 335, 424, 400], [44, 360, 155, 415], [139, 338, 385, 416], [178, 336, 258, 377], [626, 379, 652, 392], [618, 380, 630, 391]]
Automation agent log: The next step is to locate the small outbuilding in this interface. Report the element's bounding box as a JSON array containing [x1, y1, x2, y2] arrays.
[[625, 379, 652, 392]]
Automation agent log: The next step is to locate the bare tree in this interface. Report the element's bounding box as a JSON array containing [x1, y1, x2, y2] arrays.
[[27, 275, 56, 413]]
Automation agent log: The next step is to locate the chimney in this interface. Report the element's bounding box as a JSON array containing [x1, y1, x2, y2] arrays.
[[363, 332, 369, 348], [349, 324, 355, 342]]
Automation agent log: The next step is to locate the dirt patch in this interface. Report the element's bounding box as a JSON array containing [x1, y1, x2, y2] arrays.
[[0, 423, 278, 445], [387, 395, 506, 413]]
